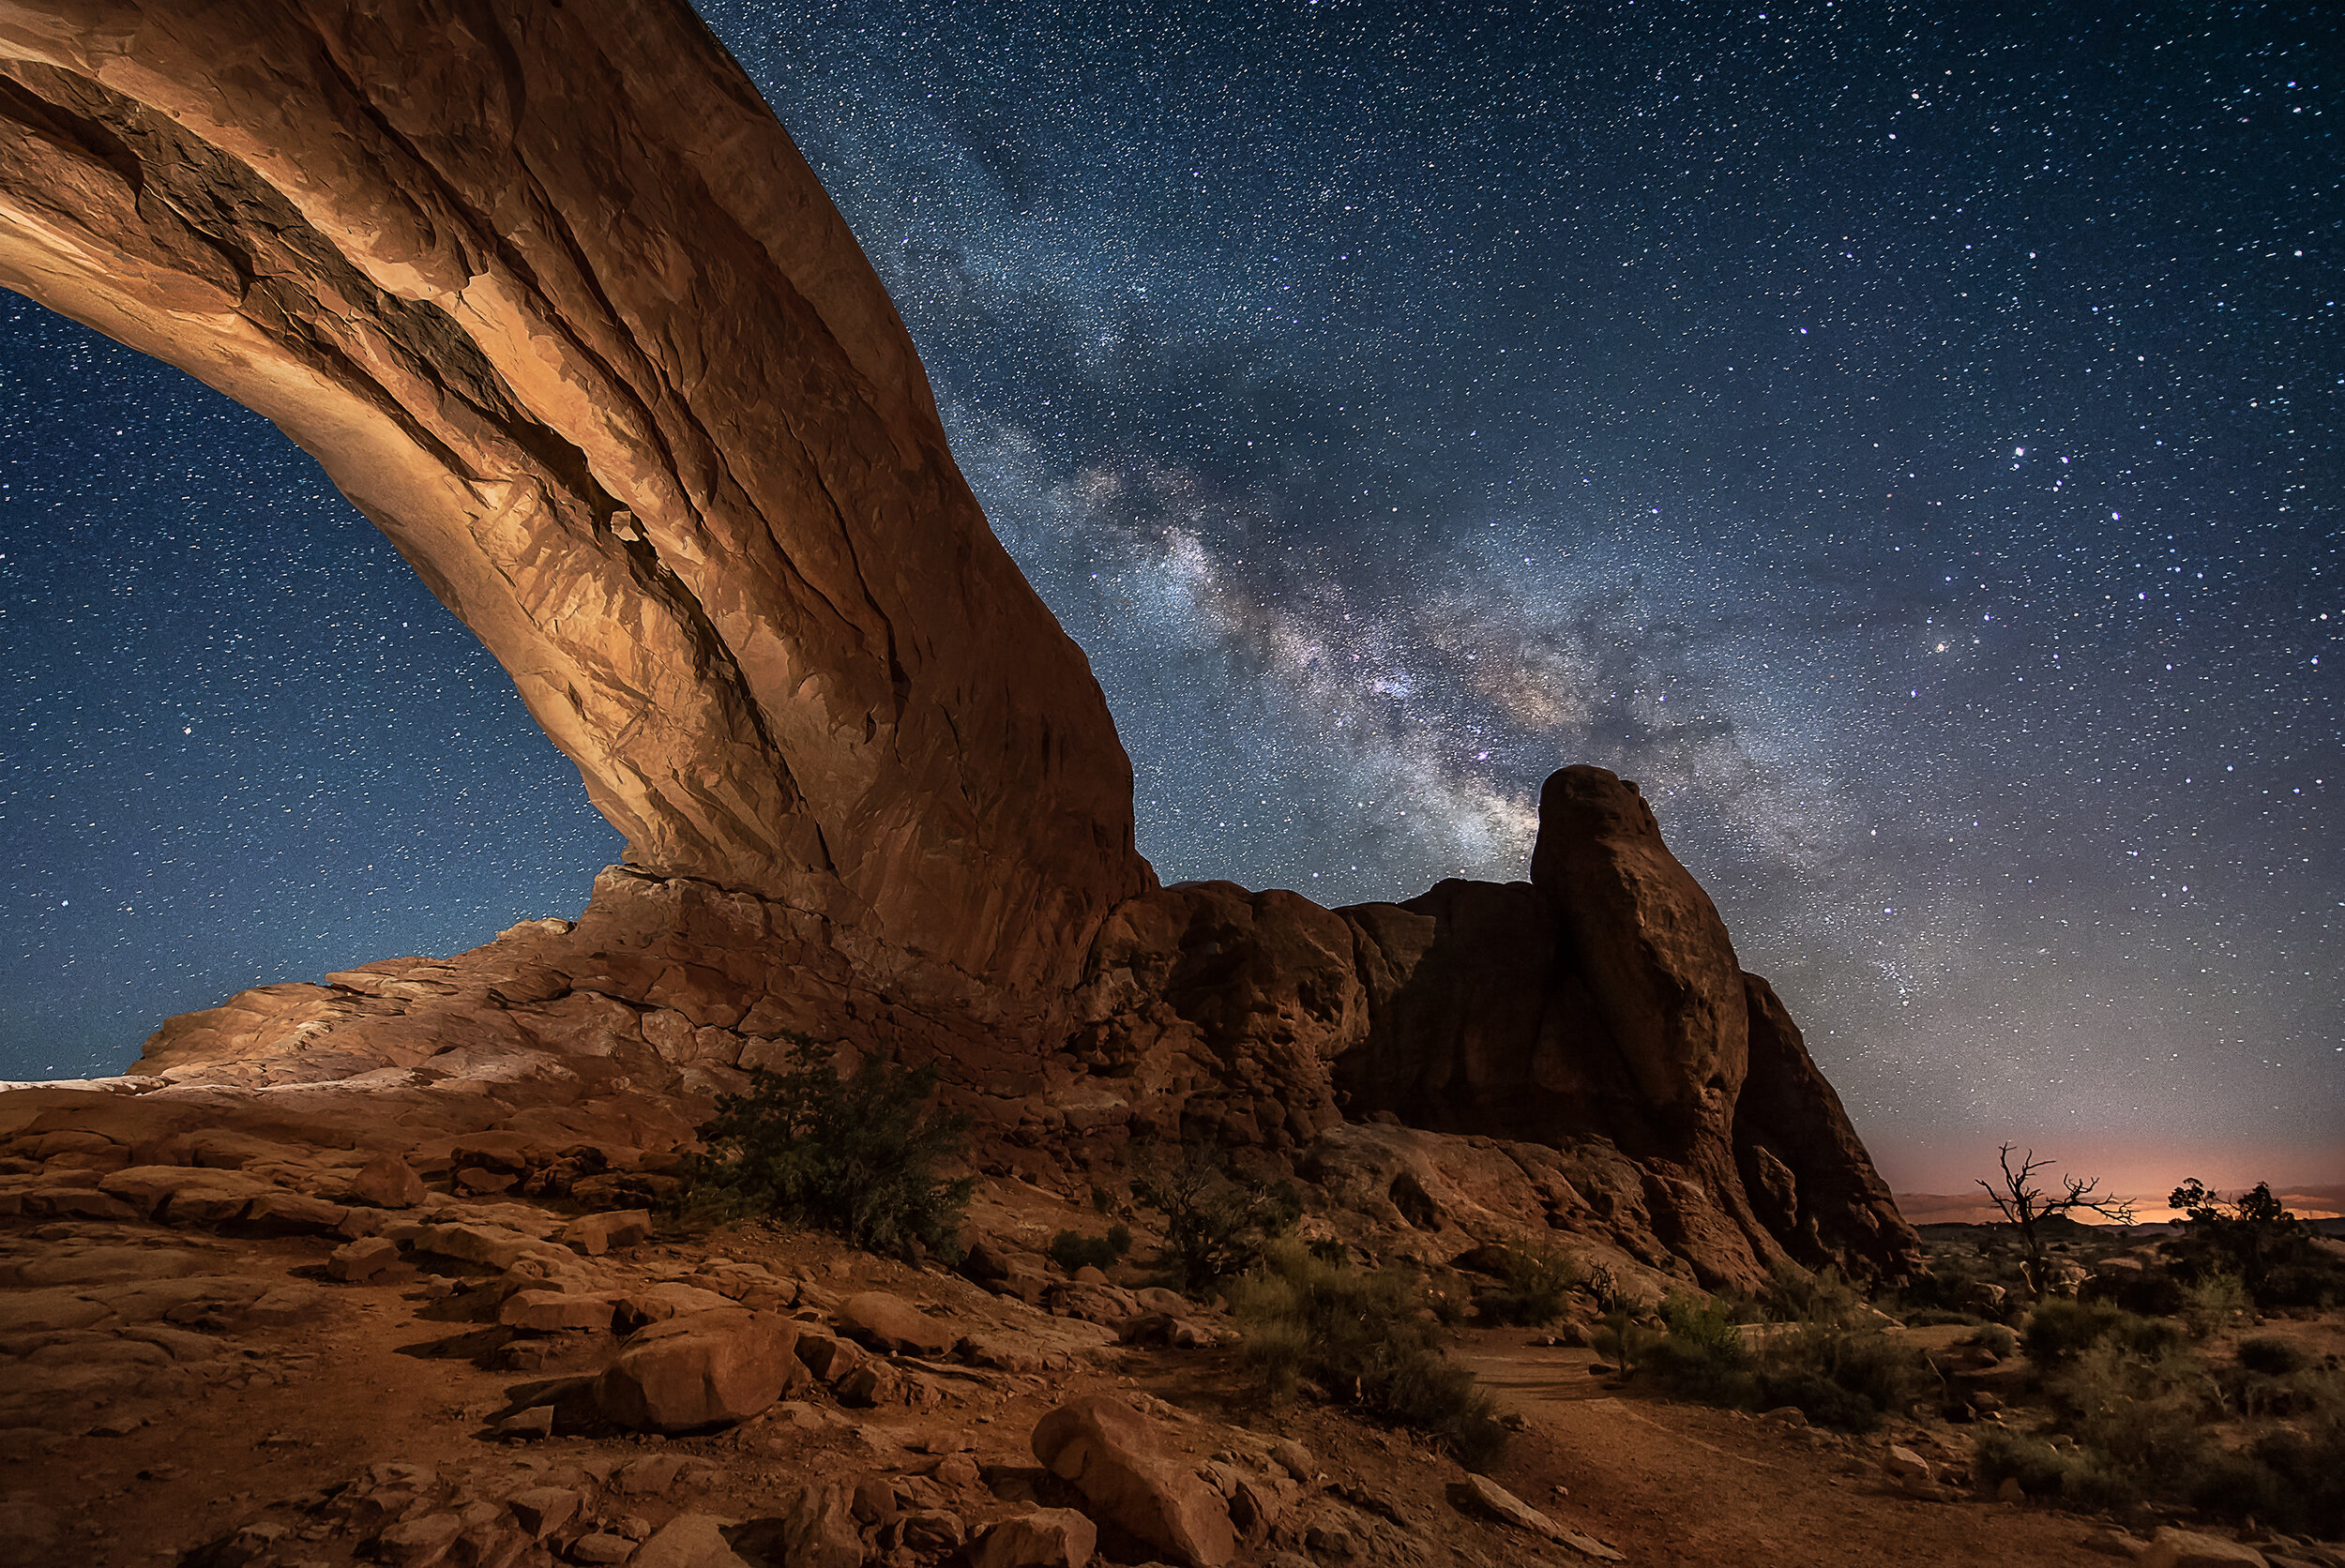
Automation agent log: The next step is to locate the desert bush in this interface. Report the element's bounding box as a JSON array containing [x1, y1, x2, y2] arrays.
[[1645, 1293, 1753, 1401], [684, 1035, 972, 1261], [2167, 1180, 2345, 1309], [1047, 1225, 1132, 1274], [1133, 1148, 1301, 1292], [2180, 1271, 2250, 1339], [1582, 1260, 1634, 1316], [2243, 1413, 2345, 1537], [1233, 1242, 1507, 1469], [1760, 1262, 1869, 1329], [2024, 1300, 2185, 1365], [2050, 1342, 2213, 1498], [1763, 1312, 1932, 1425], [1969, 1323, 2020, 1359], [1475, 1243, 1581, 1327], [1592, 1306, 1664, 1380], [1644, 1300, 1927, 1432], [2235, 1334, 2311, 1377], [1972, 1429, 2139, 1512]]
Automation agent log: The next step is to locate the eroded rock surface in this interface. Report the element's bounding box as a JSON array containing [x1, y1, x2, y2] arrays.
[[0, 0, 1152, 1003]]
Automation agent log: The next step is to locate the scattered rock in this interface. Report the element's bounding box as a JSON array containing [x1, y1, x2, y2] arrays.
[[633, 1513, 755, 1568], [1883, 1444, 1930, 1482], [975, 1508, 1098, 1568], [327, 1235, 401, 1282], [349, 1153, 429, 1209], [562, 1209, 655, 1256], [1268, 1439, 1315, 1483], [780, 1481, 868, 1568], [1451, 1475, 1624, 1562], [614, 1455, 689, 1496], [2139, 1529, 2271, 1568], [838, 1291, 954, 1357], [595, 1310, 802, 1432], [507, 1485, 582, 1538], [571, 1533, 640, 1565], [376, 1510, 466, 1566], [1030, 1395, 1235, 1568], [501, 1290, 616, 1333]]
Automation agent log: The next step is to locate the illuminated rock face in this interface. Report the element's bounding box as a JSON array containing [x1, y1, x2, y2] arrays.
[[0, 0, 1152, 998], [0, 4, 1917, 1288]]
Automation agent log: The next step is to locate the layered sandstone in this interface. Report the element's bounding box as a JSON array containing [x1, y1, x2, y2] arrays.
[[0, 0, 1151, 999]]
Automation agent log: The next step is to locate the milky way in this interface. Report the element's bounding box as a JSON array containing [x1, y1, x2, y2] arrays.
[[1, 2, 2336, 1189]]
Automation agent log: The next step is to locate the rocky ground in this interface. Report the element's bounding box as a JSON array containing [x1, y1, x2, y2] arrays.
[[5, 1098, 2328, 1568]]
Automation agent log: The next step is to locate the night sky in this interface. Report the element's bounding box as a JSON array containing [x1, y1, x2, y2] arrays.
[[1, 2, 2336, 1194]]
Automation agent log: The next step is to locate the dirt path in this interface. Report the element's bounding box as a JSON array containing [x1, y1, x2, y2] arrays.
[[1457, 1336, 2116, 1568]]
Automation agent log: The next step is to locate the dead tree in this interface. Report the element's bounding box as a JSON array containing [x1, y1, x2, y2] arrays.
[[1975, 1144, 2137, 1298]]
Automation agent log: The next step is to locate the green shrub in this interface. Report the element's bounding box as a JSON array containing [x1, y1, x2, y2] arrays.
[[2024, 1300, 2185, 1365], [1233, 1243, 1507, 1470], [1972, 1429, 2139, 1512], [2236, 1334, 2311, 1377], [1475, 1243, 1581, 1327], [2246, 1415, 2345, 1537], [1047, 1225, 1133, 1274], [1646, 1293, 1753, 1401], [2167, 1180, 2345, 1309], [1969, 1323, 2019, 1360], [2181, 1272, 2250, 1339], [684, 1035, 972, 1261], [1761, 1262, 1868, 1329], [2050, 1342, 2213, 1497], [1592, 1307, 1663, 1379], [1133, 1148, 1301, 1292]]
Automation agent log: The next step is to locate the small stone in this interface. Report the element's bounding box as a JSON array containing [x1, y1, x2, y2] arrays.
[[377, 1511, 465, 1566], [614, 1454, 688, 1495], [349, 1154, 428, 1209], [507, 1486, 582, 1538], [779, 1482, 866, 1568], [632, 1514, 754, 1568], [501, 1290, 615, 1333], [560, 1210, 654, 1257], [1268, 1439, 1313, 1482], [933, 1455, 982, 1489], [974, 1509, 1097, 1568], [570, 1534, 638, 1565], [1883, 1444, 1930, 1482], [494, 1407, 555, 1440], [837, 1291, 954, 1356], [328, 1236, 401, 1282], [2138, 1528, 2271, 1568], [898, 1509, 965, 1552], [1996, 1476, 2026, 1504]]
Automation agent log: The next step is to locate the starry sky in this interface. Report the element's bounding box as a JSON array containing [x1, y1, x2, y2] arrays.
[[1, 1, 2336, 1194]]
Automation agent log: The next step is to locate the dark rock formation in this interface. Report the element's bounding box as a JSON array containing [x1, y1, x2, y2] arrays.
[[0, 0, 1151, 1002], [0, 3, 1916, 1289]]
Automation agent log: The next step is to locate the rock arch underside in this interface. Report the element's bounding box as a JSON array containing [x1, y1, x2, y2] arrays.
[[0, 0, 1919, 1290]]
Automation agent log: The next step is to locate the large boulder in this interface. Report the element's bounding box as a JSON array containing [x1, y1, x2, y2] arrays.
[[592, 1308, 801, 1432], [1030, 1396, 1233, 1568], [837, 1291, 953, 1357], [1529, 765, 1747, 1140], [975, 1510, 1097, 1568]]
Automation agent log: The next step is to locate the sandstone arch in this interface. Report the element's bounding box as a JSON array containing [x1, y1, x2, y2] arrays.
[[0, 1, 1923, 1291], [0, 0, 1152, 994]]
